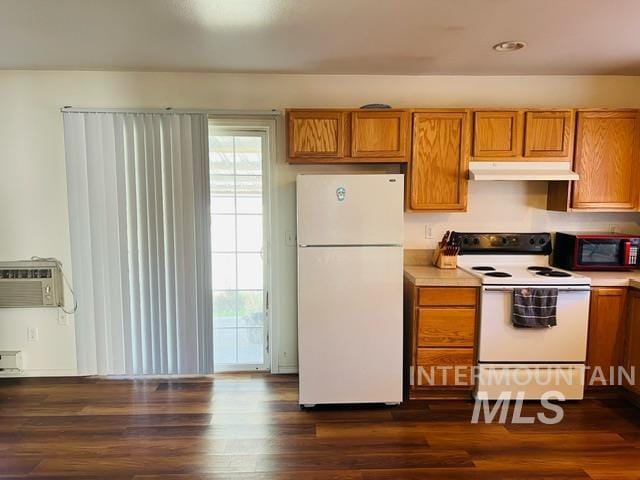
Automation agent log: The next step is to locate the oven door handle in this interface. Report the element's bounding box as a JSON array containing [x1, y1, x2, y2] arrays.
[[482, 286, 591, 292]]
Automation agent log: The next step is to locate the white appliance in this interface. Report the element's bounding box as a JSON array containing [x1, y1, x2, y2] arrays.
[[456, 233, 591, 400], [296, 174, 404, 407], [0, 260, 63, 308]]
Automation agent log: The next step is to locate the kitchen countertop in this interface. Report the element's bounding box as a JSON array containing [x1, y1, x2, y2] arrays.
[[404, 265, 481, 287], [404, 265, 640, 289], [576, 271, 640, 288]]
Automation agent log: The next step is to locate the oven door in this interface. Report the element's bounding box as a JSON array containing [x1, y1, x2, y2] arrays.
[[478, 285, 590, 363]]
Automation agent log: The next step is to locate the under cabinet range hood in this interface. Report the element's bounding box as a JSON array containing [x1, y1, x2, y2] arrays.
[[468, 161, 579, 181]]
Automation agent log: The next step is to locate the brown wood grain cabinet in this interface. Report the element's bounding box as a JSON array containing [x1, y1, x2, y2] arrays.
[[587, 287, 627, 388], [407, 110, 470, 211], [287, 110, 345, 160], [405, 282, 478, 397], [625, 288, 640, 397], [473, 110, 522, 158], [472, 109, 574, 161], [524, 110, 574, 159], [571, 110, 640, 210], [287, 109, 409, 163], [350, 110, 408, 159]]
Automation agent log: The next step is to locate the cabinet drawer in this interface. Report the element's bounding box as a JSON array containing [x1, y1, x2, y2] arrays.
[[418, 308, 475, 347], [416, 348, 474, 387], [418, 287, 477, 307]]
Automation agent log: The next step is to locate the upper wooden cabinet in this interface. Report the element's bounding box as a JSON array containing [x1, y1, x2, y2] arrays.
[[351, 110, 407, 159], [571, 110, 640, 210], [408, 110, 470, 211], [524, 110, 573, 158], [473, 111, 521, 158], [287, 109, 409, 163], [287, 110, 345, 160], [472, 109, 574, 161]]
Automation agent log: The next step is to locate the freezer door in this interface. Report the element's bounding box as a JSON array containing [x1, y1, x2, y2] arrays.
[[297, 246, 403, 405], [297, 174, 404, 246]]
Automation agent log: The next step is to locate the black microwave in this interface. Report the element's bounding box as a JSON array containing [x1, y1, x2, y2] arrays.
[[553, 232, 640, 271]]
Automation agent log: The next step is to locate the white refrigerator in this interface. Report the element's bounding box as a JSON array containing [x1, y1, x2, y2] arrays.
[[296, 174, 404, 406]]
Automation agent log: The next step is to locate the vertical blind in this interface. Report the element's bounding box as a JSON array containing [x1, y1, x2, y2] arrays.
[[63, 112, 213, 375]]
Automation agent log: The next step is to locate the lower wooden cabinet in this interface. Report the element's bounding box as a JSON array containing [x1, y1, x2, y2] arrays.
[[404, 281, 478, 397], [587, 287, 627, 387], [625, 288, 640, 397]]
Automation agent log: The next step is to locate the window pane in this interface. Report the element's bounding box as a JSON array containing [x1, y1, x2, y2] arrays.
[[236, 176, 262, 214], [214, 328, 237, 364], [235, 136, 262, 175], [237, 253, 262, 290], [237, 215, 262, 252], [212, 253, 236, 290], [209, 135, 234, 174], [211, 215, 236, 252], [238, 328, 263, 364], [211, 195, 234, 214], [237, 291, 263, 327], [211, 175, 235, 196], [213, 291, 236, 328]]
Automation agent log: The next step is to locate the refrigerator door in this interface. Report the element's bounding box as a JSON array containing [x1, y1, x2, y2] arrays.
[[297, 245, 403, 405], [297, 174, 404, 246]]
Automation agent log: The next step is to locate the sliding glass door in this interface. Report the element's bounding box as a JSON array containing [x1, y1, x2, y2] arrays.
[[208, 123, 270, 372]]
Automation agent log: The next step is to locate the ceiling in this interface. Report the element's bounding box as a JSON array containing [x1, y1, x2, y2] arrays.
[[2, 0, 640, 75]]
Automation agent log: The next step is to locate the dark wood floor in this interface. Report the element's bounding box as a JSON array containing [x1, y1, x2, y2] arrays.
[[1, 374, 640, 479]]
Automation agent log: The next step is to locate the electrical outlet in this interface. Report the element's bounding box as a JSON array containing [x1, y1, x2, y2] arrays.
[[425, 224, 434, 239], [58, 311, 69, 326], [27, 327, 39, 342], [285, 231, 297, 246], [609, 224, 620, 233]]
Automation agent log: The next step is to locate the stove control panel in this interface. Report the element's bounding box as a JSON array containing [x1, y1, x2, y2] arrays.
[[455, 232, 552, 255]]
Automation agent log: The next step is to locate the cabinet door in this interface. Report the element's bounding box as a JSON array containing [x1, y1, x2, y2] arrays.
[[625, 289, 640, 395], [351, 110, 408, 160], [587, 287, 627, 387], [572, 111, 640, 210], [409, 111, 469, 211], [473, 111, 521, 158], [287, 110, 344, 159], [524, 110, 574, 159]]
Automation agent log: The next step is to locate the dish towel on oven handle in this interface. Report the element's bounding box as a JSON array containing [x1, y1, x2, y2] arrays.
[[512, 288, 558, 328]]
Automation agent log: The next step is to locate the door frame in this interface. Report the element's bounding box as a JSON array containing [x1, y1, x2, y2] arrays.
[[208, 117, 276, 373]]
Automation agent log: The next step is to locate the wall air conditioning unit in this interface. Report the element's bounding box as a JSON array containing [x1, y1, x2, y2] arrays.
[[0, 260, 63, 308]]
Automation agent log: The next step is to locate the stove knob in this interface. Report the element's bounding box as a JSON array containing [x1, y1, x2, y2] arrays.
[[472, 238, 480, 245], [462, 237, 470, 245], [529, 238, 535, 245], [501, 237, 508, 245], [539, 238, 546, 245]]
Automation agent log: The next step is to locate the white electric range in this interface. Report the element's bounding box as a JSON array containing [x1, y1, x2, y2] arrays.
[[455, 232, 591, 400]]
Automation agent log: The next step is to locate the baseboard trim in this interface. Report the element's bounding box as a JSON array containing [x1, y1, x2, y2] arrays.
[[0, 369, 77, 378], [277, 366, 299, 374]]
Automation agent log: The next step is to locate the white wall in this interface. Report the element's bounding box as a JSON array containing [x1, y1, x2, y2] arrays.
[[1, 71, 640, 375]]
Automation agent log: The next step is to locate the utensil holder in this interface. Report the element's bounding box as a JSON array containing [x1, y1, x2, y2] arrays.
[[433, 246, 457, 269]]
